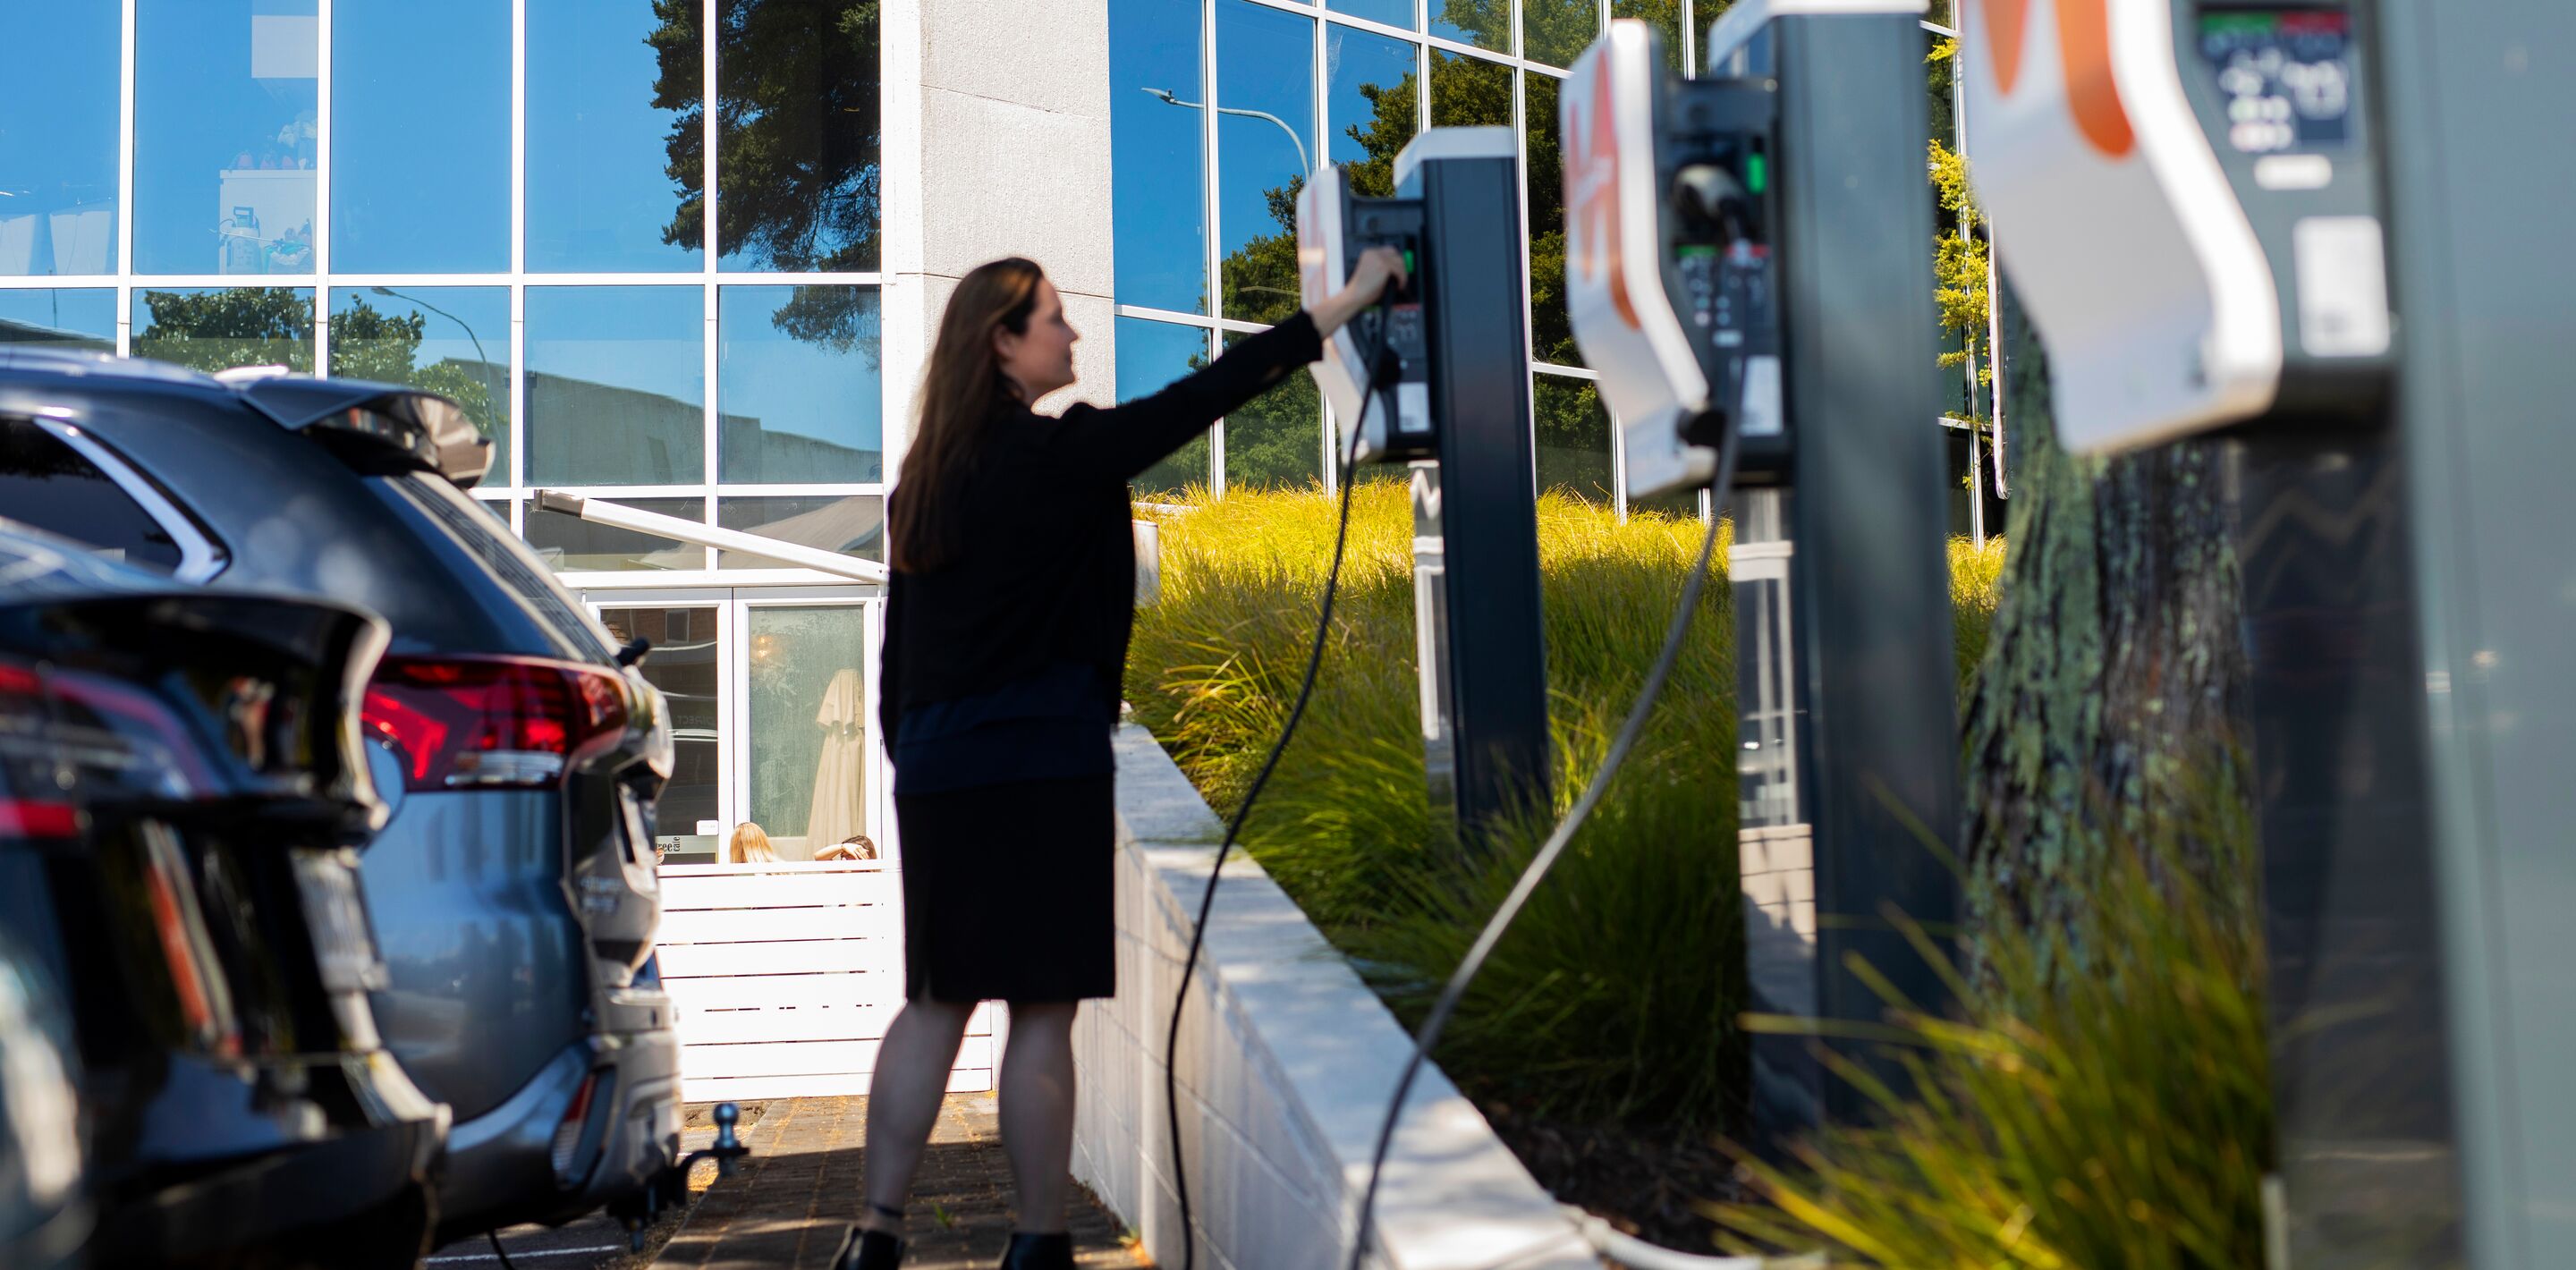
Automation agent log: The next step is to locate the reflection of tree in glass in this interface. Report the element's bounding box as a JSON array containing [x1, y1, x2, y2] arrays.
[[1222, 331, 1323, 491], [131, 291, 499, 443], [331, 300, 504, 442], [652, 0, 883, 344], [132, 290, 315, 376]]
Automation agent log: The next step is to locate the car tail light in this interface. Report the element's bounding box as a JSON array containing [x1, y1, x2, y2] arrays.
[[551, 1069, 601, 1178], [0, 799, 80, 841], [361, 656, 628, 792], [0, 656, 211, 800]]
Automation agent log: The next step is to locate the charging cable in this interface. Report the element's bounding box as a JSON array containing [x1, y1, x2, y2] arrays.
[[1343, 419, 1742, 1270], [1164, 309, 1396, 1270]]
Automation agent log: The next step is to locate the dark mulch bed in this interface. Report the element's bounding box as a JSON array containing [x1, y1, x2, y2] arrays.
[[1478, 1102, 1757, 1256]]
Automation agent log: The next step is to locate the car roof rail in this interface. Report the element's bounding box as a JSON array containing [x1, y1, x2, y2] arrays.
[[237, 377, 494, 489]]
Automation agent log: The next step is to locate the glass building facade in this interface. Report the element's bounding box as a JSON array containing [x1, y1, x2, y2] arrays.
[[2, 0, 886, 575], [1, 0, 886, 859]]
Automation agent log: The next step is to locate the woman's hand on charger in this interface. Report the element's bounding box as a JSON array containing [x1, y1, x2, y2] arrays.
[[1309, 245, 1410, 337]]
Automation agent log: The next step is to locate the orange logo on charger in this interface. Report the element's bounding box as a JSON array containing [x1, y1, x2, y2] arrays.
[[1566, 59, 1640, 331], [1978, 0, 2135, 158]]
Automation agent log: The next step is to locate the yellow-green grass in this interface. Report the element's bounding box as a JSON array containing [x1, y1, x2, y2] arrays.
[[1127, 486, 2008, 1130]]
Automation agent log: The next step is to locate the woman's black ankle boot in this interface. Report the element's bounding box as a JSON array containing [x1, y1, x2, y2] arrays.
[[831, 1225, 905, 1269], [996, 1231, 1074, 1269]]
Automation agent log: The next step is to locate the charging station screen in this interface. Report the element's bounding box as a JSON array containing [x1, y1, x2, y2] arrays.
[[2199, 7, 2358, 154]]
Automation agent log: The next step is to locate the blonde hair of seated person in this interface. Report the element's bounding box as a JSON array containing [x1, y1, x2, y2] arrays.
[[727, 822, 778, 864]]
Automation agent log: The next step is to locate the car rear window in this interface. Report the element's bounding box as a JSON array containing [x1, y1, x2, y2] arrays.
[[0, 416, 187, 572], [372, 474, 615, 664]]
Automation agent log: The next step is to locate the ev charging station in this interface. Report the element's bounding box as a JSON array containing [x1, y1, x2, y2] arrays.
[[1967, 1, 2576, 1263], [1298, 129, 1554, 847], [1564, 4, 1962, 1142]]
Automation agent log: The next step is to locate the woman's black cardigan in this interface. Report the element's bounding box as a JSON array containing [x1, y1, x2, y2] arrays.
[[877, 311, 1324, 752]]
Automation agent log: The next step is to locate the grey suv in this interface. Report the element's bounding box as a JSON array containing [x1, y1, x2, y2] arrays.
[[0, 349, 683, 1241]]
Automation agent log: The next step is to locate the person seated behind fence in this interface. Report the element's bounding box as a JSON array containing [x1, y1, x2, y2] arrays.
[[813, 834, 877, 862], [727, 822, 779, 864]]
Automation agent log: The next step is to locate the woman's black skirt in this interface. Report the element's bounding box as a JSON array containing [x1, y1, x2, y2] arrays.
[[894, 774, 1116, 1003]]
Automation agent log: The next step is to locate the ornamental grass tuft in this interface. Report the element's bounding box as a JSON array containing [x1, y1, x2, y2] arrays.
[[1704, 782, 2273, 1268]]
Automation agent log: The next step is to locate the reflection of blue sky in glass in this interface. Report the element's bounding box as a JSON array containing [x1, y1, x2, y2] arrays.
[[1109, 0, 1208, 314], [1429, 0, 1509, 52], [1119, 316, 1211, 495], [0, 291, 116, 344], [1215, 1, 1316, 259], [1331, 0, 1417, 30], [1326, 27, 1416, 171], [718, 286, 883, 484], [0, 2, 120, 275], [334, 0, 510, 273], [1117, 316, 1208, 401], [527, 0, 699, 273], [525, 286, 705, 486], [136, 0, 319, 276]]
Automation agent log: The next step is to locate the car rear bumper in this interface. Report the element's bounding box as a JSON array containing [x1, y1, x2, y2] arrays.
[[436, 1027, 682, 1240], [91, 1059, 446, 1266]]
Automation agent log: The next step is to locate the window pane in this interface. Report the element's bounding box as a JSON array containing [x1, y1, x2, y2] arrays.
[[1428, 0, 1509, 53], [1534, 374, 1612, 505], [597, 605, 719, 855], [527, 496, 706, 571], [716, 0, 881, 272], [1332, 0, 1415, 28], [1525, 71, 1582, 368], [1326, 27, 1417, 198], [135, 0, 318, 276], [1523, 0, 1598, 67], [329, 287, 510, 479], [716, 495, 885, 569], [1216, 0, 1316, 326], [333, 0, 509, 273], [1119, 317, 1211, 500], [1111, 0, 1209, 314], [718, 285, 882, 484], [1428, 49, 1510, 128], [527, 0, 702, 273], [0, 292, 115, 348], [745, 605, 874, 859], [1611, 0, 1683, 72], [1222, 330, 1321, 492], [131, 287, 313, 372], [0, 418, 185, 572], [1, 2, 120, 275], [525, 286, 705, 486]]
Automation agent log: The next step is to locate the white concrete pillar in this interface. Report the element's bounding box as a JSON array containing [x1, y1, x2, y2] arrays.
[[880, 0, 1119, 491]]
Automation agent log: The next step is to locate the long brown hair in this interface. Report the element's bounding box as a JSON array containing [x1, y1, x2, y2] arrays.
[[890, 257, 1046, 573]]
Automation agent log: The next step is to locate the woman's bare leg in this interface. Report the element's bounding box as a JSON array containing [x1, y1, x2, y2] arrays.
[[996, 1002, 1080, 1232], [860, 998, 976, 1232]]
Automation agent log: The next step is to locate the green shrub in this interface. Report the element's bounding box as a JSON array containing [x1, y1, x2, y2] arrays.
[[1705, 792, 2272, 1268], [1128, 485, 1744, 1129]]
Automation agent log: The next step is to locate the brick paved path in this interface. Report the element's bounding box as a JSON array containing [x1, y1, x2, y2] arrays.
[[651, 1095, 1145, 1269]]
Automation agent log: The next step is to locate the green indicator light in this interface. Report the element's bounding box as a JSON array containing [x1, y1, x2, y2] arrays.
[[1747, 153, 1768, 195], [1403, 248, 1416, 274]]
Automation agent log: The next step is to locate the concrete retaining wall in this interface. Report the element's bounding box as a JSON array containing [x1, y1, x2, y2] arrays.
[[1072, 724, 1593, 1270]]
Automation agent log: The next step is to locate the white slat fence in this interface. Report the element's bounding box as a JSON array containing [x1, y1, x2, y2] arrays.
[[657, 860, 993, 1102]]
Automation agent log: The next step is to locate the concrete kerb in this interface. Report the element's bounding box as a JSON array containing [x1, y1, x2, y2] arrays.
[[1072, 724, 1595, 1270]]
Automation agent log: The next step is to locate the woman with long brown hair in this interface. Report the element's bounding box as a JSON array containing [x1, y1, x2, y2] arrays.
[[836, 250, 1404, 1270]]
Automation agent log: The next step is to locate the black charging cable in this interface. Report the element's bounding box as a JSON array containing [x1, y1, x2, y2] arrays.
[[1164, 307, 1395, 1270], [1343, 419, 1742, 1270]]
